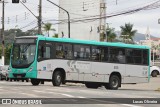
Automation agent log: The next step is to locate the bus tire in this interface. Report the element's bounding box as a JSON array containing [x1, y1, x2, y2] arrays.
[[22, 79, 24, 82], [26, 79, 29, 82], [31, 79, 40, 86], [105, 75, 120, 90], [85, 83, 100, 89], [10, 79, 12, 82], [151, 70, 158, 77], [52, 71, 62, 86], [6, 78, 9, 81]]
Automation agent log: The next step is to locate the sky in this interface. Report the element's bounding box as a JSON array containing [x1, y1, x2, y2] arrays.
[[0, 0, 160, 37]]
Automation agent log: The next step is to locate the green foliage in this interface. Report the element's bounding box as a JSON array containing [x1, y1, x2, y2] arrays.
[[120, 23, 137, 42], [0, 29, 38, 65], [53, 33, 58, 38], [0, 44, 12, 65], [106, 27, 117, 42], [43, 23, 55, 37]]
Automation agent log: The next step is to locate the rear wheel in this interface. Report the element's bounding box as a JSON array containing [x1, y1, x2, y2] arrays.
[[151, 70, 158, 77], [105, 75, 120, 90], [52, 71, 62, 86], [85, 83, 100, 89], [31, 79, 40, 86]]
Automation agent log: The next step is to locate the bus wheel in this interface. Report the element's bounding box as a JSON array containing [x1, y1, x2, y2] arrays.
[[105, 75, 120, 90], [26, 79, 29, 82], [52, 71, 62, 86], [31, 79, 40, 86], [22, 79, 24, 82], [151, 70, 158, 77], [10, 79, 12, 82], [6, 78, 9, 81], [85, 83, 100, 89]]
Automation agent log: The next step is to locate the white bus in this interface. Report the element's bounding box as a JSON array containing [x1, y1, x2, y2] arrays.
[[9, 36, 150, 90]]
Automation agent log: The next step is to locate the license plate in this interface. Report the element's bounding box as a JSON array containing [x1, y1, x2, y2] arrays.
[[17, 75, 22, 78]]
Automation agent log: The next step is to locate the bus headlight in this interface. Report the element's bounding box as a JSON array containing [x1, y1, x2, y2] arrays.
[[28, 67, 33, 72]]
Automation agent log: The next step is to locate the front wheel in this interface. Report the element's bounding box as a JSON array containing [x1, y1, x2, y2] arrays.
[[31, 79, 40, 86], [105, 75, 120, 90], [52, 71, 62, 86]]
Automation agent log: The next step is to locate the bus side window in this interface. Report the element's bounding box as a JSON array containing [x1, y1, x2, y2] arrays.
[[38, 45, 44, 59], [56, 44, 64, 58], [143, 50, 148, 65]]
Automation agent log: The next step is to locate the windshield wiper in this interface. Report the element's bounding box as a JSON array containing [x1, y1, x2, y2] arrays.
[[22, 44, 30, 53]]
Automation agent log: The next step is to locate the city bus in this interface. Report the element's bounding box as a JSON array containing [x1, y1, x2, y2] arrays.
[[9, 35, 150, 90]]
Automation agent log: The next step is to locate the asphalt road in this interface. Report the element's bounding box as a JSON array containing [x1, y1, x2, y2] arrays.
[[0, 77, 160, 107]]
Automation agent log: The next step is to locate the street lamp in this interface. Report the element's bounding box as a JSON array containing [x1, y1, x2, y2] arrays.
[[46, 0, 70, 38]]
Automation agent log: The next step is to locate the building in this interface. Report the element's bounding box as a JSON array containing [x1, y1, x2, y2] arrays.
[[58, 0, 106, 41], [140, 27, 160, 59]]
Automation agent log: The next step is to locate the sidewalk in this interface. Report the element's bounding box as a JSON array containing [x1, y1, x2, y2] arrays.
[[121, 76, 160, 91]]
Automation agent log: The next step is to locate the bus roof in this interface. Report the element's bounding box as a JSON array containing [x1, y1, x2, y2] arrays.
[[17, 35, 150, 49]]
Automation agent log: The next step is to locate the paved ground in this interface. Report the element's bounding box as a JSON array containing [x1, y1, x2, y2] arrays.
[[0, 76, 159, 107]]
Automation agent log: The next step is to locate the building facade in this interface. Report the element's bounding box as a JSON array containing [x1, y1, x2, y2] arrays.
[[58, 0, 106, 41]]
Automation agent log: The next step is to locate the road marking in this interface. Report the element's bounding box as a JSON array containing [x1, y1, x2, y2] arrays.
[[121, 104, 142, 107], [61, 94, 75, 98], [34, 90, 75, 98], [20, 92, 39, 97], [33, 90, 60, 94], [77, 96, 86, 98], [45, 88, 72, 93]]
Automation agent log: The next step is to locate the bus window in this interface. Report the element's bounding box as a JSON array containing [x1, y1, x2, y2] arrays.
[[56, 43, 72, 59], [109, 47, 125, 63], [45, 47, 51, 59], [56, 44, 64, 58], [126, 49, 142, 65], [38, 43, 51, 61], [133, 50, 142, 64], [143, 50, 148, 65], [63, 44, 72, 59], [126, 49, 134, 64], [74, 45, 90, 60], [91, 46, 108, 62]]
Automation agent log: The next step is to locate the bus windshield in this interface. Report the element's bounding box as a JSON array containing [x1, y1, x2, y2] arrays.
[[11, 44, 36, 68]]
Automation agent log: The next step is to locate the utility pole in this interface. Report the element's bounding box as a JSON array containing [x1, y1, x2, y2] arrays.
[[100, 0, 106, 42], [38, 0, 42, 35], [1, 0, 5, 66], [47, 0, 70, 38]]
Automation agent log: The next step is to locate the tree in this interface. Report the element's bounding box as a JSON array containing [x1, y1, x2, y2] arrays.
[[53, 33, 58, 38], [120, 23, 137, 42], [106, 27, 117, 42], [43, 23, 55, 37]]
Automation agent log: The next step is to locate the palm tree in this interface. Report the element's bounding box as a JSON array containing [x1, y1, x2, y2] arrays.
[[120, 23, 137, 42], [43, 23, 55, 37], [106, 28, 117, 42]]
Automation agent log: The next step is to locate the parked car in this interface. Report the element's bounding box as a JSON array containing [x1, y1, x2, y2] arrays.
[[0, 65, 7, 80], [150, 66, 160, 77]]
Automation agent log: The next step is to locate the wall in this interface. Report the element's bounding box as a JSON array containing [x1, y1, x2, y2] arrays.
[[58, 0, 106, 41]]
